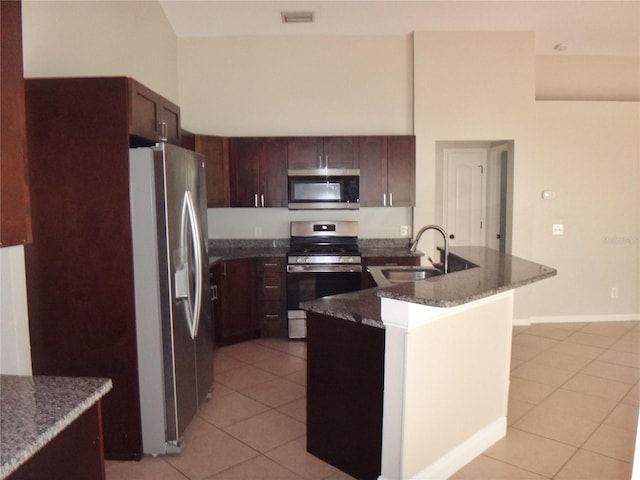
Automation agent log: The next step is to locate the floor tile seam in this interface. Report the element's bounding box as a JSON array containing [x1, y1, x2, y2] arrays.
[[472, 453, 553, 479], [550, 386, 627, 431], [575, 326, 637, 341], [484, 427, 578, 478], [259, 437, 317, 480], [246, 362, 307, 378], [579, 441, 635, 465], [196, 401, 275, 430], [508, 423, 589, 452], [560, 371, 637, 401], [196, 451, 266, 480], [593, 349, 640, 370], [509, 365, 571, 404], [156, 456, 194, 480], [547, 446, 585, 480], [214, 376, 277, 392]]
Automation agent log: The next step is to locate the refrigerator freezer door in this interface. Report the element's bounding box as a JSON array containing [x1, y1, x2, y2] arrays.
[[130, 143, 213, 455], [160, 143, 213, 446]]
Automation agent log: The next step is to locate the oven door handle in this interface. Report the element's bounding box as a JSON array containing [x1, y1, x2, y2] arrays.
[[287, 264, 363, 274]]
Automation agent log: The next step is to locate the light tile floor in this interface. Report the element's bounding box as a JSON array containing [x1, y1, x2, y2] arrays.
[[106, 321, 639, 480]]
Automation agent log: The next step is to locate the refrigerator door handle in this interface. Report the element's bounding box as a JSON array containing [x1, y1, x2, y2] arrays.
[[178, 190, 203, 340]]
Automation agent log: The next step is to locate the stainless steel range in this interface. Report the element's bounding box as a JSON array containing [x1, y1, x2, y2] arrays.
[[287, 221, 362, 338]]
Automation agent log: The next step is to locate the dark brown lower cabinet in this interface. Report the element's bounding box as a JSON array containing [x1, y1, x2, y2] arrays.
[[7, 403, 105, 480], [306, 311, 385, 480], [212, 258, 259, 346]]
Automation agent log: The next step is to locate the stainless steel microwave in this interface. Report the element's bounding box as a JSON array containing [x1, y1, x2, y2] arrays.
[[288, 169, 360, 210]]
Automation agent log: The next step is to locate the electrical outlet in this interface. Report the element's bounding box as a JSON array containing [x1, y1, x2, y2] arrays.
[[552, 224, 564, 235], [400, 225, 409, 237], [611, 287, 618, 299]]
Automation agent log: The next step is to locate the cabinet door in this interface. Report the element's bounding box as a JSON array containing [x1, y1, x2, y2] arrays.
[[129, 80, 161, 143], [323, 136, 358, 169], [358, 136, 387, 207], [386, 136, 415, 207], [195, 135, 229, 207], [1, 0, 32, 247], [228, 138, 261, 207], [260, 137, 288, 207], [287, 137, 322, 170], [215, 259, 258, 346], [128, 80, 181, 145], [160, 98, 181, 145]]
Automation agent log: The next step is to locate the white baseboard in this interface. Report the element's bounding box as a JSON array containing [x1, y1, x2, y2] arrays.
[[378, 417, 506, 480], [514, 313, 640, 326]]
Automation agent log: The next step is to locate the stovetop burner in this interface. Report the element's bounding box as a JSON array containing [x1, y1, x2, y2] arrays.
[[288, 220, 361, 265]]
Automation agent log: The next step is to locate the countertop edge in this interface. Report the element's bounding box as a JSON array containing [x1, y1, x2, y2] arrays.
[[0, 377, 113, 478], [376, 268, 557, 307]]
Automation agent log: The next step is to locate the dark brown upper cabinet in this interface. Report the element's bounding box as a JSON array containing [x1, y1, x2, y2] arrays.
[[359, 135, 415, 207], [128, 79, 181, 145], [288, 136, 358, 170], [194, 135, 230, 208], [1, 0, 32, 247], [229, 137, 287, 207]]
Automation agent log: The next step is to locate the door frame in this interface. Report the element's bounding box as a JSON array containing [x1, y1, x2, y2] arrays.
[[436, 140, 514, 253]]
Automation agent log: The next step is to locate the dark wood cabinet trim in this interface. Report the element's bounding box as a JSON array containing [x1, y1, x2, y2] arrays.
[[1, 0, 32, 247]]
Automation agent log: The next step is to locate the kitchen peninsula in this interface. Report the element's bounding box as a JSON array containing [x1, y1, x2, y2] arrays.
[[302, 247, 556, 480]]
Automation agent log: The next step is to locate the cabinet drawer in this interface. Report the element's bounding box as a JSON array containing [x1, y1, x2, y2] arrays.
[[261, 272, 282, 297]]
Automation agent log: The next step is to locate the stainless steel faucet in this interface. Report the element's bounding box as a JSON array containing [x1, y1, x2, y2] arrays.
[[409, 224, 449, 274]]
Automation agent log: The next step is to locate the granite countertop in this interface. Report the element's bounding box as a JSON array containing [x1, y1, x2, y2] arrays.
[[0, 375, 112, 478], [207, 238, 418, 266], [301, 247, 557, 328]]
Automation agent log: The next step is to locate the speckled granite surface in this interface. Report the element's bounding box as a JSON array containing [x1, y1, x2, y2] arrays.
[[0, 375, 112, 478], [207, 238, 420, 265], [302, 247, 556, 327]]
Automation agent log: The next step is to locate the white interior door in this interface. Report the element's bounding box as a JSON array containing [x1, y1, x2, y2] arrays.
[[444, 148, 487, 247]]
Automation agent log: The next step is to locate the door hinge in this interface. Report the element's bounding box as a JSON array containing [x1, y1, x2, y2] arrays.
[[480, 221, 483, 229], [478, 165, 484, 174]]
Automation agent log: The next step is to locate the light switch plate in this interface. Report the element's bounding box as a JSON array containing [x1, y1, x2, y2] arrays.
[[400, 225, 409, 236], [552, 224, 564, 235]]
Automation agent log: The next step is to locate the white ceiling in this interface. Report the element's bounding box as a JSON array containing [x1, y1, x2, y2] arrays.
[[160, 0, 640, 56]]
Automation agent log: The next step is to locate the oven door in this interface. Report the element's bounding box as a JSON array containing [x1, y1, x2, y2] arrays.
[[286, 264, 362, 338]]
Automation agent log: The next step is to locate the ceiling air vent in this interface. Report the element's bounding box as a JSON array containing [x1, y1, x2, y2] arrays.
[[281, 11, 314, 23]]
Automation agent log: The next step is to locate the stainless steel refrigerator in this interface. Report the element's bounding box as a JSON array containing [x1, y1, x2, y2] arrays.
[[129, 142, 213, 455]]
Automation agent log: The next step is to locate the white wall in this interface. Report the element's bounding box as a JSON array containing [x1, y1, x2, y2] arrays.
[[0, 246, 32, 375], [537, 55, 640, 101], [22, 0, 179, 102], [177, 35, 413, 136], [528, 101, 640, 319]]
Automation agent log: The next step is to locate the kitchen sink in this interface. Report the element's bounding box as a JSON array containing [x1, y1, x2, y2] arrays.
[[381, 267, 443, 282]]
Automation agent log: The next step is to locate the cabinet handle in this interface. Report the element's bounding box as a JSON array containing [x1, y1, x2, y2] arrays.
[[318, 155, 322, 169], [264, 263, 279, 267], [210, 284, 218, 301], [265, 314, 279, 319], [254, 193, 258, 207], [389, 192, 393, 206], [260, 194, 265, 208], [265, 285, 279, 289], [159, 120, 168, 142], [222, 263, 226, 276], [383, 193, 387, 206]]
